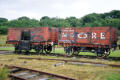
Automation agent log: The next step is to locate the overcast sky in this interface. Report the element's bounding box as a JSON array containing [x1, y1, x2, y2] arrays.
[[0, 0, 120, 20]]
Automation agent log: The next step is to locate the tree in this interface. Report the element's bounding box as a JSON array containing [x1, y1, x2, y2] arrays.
[[18, 16, 30, 21], [39, 16, 50, 26], [9, 19, 21, 27], [29, 19, 40, 27], [80, 13, 103, 27], [66, 17, 80, 27], [0, 18, 8, 26], [0, 26, 8, 34], [9, 17, 40, 27], [50, 18, 70, 27], [102, 10, 120, 19]]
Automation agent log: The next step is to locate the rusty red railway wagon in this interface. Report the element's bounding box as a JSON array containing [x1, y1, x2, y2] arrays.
[[58, 27, 118, 57], [7, 27, 58, 54]]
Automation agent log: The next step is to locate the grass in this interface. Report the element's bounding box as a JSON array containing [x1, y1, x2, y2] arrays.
[[0, 54, 120, 80], [0, 67, 9, 80], [0, 47, 14, 51], [105, 72, 120, 80], [109, 50, 120, 57], [0, 35, 13, 47]]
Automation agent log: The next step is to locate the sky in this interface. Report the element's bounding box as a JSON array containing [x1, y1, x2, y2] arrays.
[[0, 0, 120, 20]]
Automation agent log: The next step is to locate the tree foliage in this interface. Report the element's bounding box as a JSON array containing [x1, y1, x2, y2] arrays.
[[9, 17, 39, 27], [0, 10, 120, 35]]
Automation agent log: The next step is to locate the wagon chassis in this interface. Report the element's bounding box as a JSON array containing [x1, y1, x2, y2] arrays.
[[14, 42, 53, 54]]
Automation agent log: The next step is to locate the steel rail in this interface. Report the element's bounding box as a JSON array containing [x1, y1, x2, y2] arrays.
[[2, 64, 75, 80], [18, 57, 120, 68], [1, 50, 120, 61]]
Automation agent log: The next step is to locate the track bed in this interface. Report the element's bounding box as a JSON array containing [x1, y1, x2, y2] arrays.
[[3, 65, 75, 80]]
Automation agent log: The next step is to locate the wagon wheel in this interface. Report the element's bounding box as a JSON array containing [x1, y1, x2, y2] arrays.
[[96, 51, 104, 58], [25, 50, 29, 55], [71, 47, 80, 55], [35, 46, 40, 54], [103, 50, 110, 58], [72, 50, 80, 55], [64, 47, 72, 56], [14, 45, 21, 54], [15, 50, 22, 54], [14, 45, 18, 53], [35, 45, 43, 54], [39, 45, 43, 54], [17, 50, 22, 54], [44, 45, 52, 54], [96, 50, 110, 58]]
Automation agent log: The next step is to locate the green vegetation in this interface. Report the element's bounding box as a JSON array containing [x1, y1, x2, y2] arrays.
[[0, 47, 14, 51], [109, 51, 120, 57], [106, 72, 120, 80], [0, 10, 120, 35], [0, 67, 9, 80], [0, 35, 13, 47]]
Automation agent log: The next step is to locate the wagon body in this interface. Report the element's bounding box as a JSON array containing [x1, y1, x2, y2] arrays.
[[58, 27, 118, 48], [7, 27, 58, 45]]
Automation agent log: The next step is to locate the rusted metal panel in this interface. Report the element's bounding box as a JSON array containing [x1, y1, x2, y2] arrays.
[[7, 27, 58, 45], [110, 28, 118, 43], [58, 27, 118, 48], [7, 28, 21, 41], [30, 27, 49, 42], [49, 27, 58, 43]]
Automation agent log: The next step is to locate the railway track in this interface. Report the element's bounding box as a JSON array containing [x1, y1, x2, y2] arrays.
[[1, 64, 75, 80], [0, 50, 120, 61], [18, 57, 120, 68], [0, 50, 13, 54], [22, 52, 120, 61], [40, 52, 120, 61]]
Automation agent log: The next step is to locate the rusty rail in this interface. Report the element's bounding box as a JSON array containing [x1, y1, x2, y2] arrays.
[[2, 64, 75, 80], [0, 50, 13, 54], [18, 57, 120, 68], [1, 50, 120, 61], [16, 51, 120, 61]]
